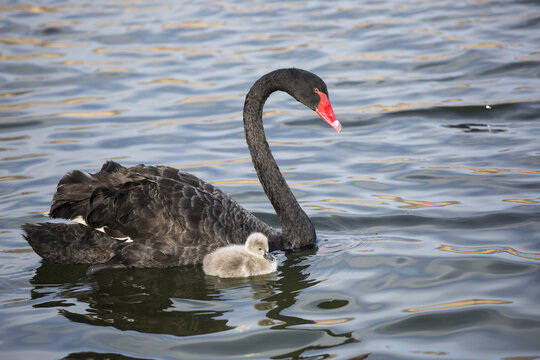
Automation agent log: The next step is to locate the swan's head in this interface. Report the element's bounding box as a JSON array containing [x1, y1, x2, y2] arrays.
[[245, 232, 274, 261], [287, 69, 342, 134]]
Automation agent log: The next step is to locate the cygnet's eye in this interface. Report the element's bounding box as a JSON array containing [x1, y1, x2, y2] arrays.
[[258, 247, 262, 251]]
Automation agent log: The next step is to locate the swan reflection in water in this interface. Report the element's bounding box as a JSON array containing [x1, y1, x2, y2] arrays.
[[29, 248, 359, 356]]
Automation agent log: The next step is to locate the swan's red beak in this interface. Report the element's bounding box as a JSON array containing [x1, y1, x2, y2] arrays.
[[315, 91, 342, 133]]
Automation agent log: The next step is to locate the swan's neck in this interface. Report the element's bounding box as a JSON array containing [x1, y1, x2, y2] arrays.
[[243, 70, 316, 250]]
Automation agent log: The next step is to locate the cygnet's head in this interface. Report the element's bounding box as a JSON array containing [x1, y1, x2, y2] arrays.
[[245, 232, 274, 261]]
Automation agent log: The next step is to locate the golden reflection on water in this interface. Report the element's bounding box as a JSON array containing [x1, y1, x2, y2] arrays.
[[0, 53, 62, 60], [138, 113, 239, 131], [444, 36, 464, 41], [404, 299, 511, 313], [322, 199, 387, 206], [1, 248, 34, 253], [437, 245, 540, 260], [268, 140, 303, 146], [234, 43, 315, 56], [135, 56, 179, 65], [442, 98, 462, 103], [515, 85, 540, 91], [289, 180, 339, 186], [211, 180, 260, 185], [333, 49, 459, 62], [126, 25, 143, 31], [0, 91, 32, 98], [516, 56, 540, 61], [353, 18, 409, 28], [459, 42, 506, 49], [56, 110, 124, 117], [409, 28, 441, 35], [423, 166, 540, 175], [304, 204, 346, 212], [411, 351, 449, 356], [313, 317, 355, 325], [163, 21, 225, 29], [367, 157, 423, 163], [185, 49, 221, 57], [349, 176, 376, 180], [57, 60, 122, 65], [370, 103, 417, 112], [98, 19, 124, 28], [0, 111, 121, 124], [0, 135, 29, 141], [348, 237, 422, 254], [94, 46, 164, 54], [332, 53, 389, 61], [217, 3, 301, 12], [57, 126, 94, 131], [0, 191, 36, 202], [149, 46, 188, 52], [0, 97, 103, 111], [246, 34, 298, 40], [0, 115, 38, 124], [349, 96, 540, 115], [210, 179, 340, 187], [1, 153, 47, 162], [143, 78, 216, 87], [0, 176, 32, 182], [0, 4, 85, 12], [96, 67, 133, 73], [302, 197, 393, 213], [40, 20, 79, 27], [411, 53, 454, 61], [93, 45, 219, 57], [374, 195, 459, 209], [0, 36, 87, 48], [176, 94, 243, 104], [47, 140, 78, 145], [112, 6, 171, 13], [503, 199, 538, 204]]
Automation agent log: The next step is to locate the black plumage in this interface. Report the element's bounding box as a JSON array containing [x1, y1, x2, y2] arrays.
[[22, 68, 341, 274]]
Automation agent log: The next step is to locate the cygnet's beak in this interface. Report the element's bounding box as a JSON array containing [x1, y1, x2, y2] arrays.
[[264, 252, 275, 262]]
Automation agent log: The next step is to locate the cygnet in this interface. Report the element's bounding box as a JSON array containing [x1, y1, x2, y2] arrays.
[[203, 232, 277, 278]]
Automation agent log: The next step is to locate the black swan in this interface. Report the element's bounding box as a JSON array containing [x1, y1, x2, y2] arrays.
[[22, 68, 341, 274], [202, 232, 277, 278]]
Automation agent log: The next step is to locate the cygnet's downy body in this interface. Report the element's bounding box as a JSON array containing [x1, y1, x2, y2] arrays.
[[203, 233, 277, 278]]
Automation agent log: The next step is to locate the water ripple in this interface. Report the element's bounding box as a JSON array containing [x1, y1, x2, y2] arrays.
[[437, 245, 540, 261], [1, 0, 539, 359], [404, 299, 512, 313]]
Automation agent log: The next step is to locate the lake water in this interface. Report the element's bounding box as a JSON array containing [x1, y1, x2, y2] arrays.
[[1, 1, 539, 359]]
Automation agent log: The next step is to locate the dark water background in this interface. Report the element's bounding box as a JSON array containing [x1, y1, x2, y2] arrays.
[[1, 1, 539, 359]]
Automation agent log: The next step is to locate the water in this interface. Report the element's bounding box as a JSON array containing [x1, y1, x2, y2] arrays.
[[1, 0, 539, 359]]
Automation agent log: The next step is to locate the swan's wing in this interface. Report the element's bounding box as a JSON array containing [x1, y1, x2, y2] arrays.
[[48, 161, 255, 249]]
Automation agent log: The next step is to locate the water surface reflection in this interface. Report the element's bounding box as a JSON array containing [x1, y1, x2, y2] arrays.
[[28, 251, 321, 327], [2, 0, 540, 358], [29, 249, 361, 358]]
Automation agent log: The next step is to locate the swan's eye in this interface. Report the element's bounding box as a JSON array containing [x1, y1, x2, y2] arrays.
[[258, 247, 262, 251], [313, 88, 320, 94]]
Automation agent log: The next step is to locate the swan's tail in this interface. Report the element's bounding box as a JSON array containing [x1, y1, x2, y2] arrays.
[[22, 223, 120, 264], [49, 160, 128, 222]]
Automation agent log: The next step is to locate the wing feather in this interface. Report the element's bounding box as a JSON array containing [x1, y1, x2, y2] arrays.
[[37, 160, 280, 269]]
